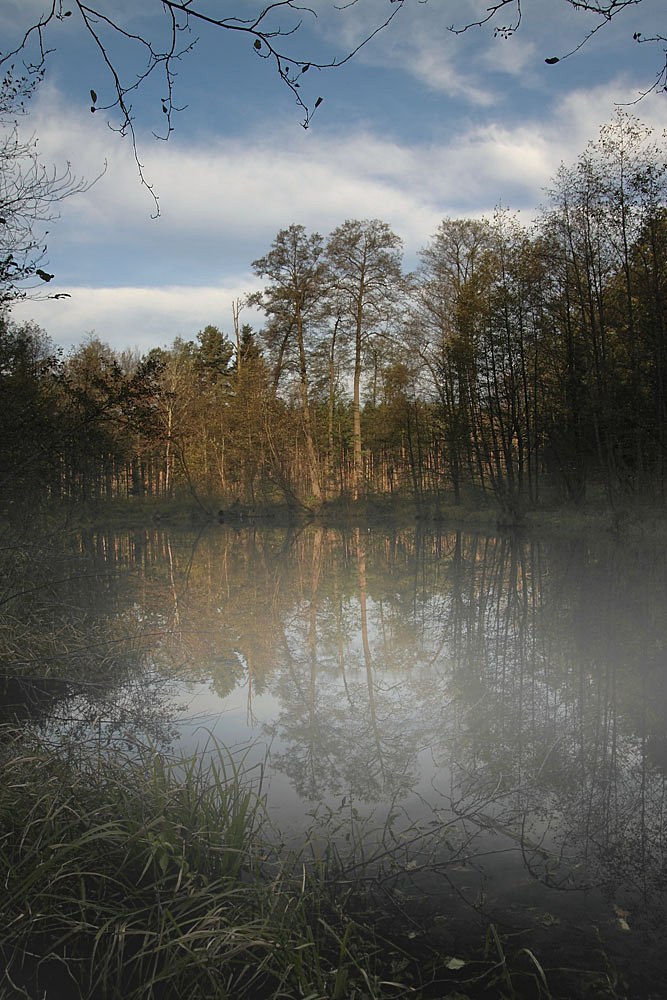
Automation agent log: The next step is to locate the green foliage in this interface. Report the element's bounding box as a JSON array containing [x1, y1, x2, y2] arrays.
[[0, 736, 268, 999], [0, 731, 413, 1000]]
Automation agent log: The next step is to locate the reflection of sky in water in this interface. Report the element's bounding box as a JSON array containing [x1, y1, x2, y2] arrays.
[[172, 680, 307, 828]]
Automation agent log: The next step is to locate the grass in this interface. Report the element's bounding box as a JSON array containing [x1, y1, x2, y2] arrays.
[[0, 728, 634, 1000], [0, 730, 395, 1000]]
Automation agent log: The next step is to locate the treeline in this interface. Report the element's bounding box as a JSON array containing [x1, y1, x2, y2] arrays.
[[2, 111, 666, 517]]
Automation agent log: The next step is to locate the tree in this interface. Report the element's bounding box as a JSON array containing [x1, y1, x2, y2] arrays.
[[472, 211, 546, 517], [414, 217, 493, 504], [541, 112, 667, 502], [224, 324, 273, 505], [0, 68, 92, 302], [61, 335, 163, 502], [252, 224, 330, 505], [0, 316, 63, 509], [326, 219, 405, 499]]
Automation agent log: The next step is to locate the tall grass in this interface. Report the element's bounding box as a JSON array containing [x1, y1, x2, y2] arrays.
[[0, 727, 631, 1000], [0, 730, 401, 1000]]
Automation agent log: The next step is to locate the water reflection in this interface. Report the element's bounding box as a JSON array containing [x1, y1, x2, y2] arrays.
[[7, 520, 666, 979], [0, 525, 181, 754], [121, 529, 655, 812], [132, 522, 667, 961]]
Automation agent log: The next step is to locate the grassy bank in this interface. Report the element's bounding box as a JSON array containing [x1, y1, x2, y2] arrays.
[[35, 486, 667, 544], [0, 733, 377, 1000], [0, 729, 632, 1000]]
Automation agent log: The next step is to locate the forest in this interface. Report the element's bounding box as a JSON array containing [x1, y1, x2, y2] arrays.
[[2, 111, 666, 523]]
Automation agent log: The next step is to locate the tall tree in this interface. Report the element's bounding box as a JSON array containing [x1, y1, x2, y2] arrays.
[[252, 224, 329, 505], [541, 112, 667, 502], [474, 211, 546, 516], [224, 324, 273, 504], [326, 219, 405, 499], [414, 217, 493, 503]]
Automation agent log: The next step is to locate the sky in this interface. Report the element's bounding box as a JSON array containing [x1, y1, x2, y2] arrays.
[[4, 0, 667, 356]]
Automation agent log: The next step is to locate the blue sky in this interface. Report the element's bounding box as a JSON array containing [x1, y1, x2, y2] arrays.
[[4, 0, 667, 354]]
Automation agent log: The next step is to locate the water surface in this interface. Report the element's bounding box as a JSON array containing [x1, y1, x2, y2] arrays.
[[14, 521, 667, 990]]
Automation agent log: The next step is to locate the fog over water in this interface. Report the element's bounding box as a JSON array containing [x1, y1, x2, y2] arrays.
[[11, 521, 667, 990]]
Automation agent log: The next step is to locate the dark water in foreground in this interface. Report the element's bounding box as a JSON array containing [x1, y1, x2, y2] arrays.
[[8, 522, 667, 993]]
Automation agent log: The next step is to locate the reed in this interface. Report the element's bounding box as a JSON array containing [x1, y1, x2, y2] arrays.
[[0, 727, 629, 1000], [0, 729, 397, 1000]]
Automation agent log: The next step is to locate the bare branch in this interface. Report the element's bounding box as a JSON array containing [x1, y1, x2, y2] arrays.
[[0, 1, 411, 199], [449, 0, 523, 39], [1, 0, 663, 208], [0, 69, 104, 303], [447, 0, 666, 95]]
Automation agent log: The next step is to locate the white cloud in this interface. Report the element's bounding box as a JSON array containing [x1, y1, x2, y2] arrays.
[[24, 87, 448, 259], [8, 68, 667, 355], [9, 282, 264, 354], [322, 0, 497, 104], [549, 81, 667, 166]]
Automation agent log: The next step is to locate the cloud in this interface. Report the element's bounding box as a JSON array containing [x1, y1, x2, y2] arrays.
[[22, 85, 549, 241], [9, 282, 264, 354], [9, 64, 667, 357], [321, 0, 497, 105], [550, 81, 667, 164], [24, 87, 448, 264], [316, 0, 667, 112]]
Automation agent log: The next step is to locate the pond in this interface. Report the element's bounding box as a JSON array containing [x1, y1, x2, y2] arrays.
[[5, 520, 667, 995]]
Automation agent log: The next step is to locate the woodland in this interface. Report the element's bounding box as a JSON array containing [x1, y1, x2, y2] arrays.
[[2, 110, 667, 523], [2, 7, 667, 998]]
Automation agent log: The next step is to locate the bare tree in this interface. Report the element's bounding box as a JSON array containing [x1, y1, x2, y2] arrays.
[[0, 68, 98, 303]]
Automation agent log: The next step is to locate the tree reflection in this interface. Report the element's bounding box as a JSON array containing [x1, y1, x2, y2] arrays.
[[6, 517, 667, 981], [267, 526, 425, 801], [0, 524, 182, 754], [47, 520, 667, 934]]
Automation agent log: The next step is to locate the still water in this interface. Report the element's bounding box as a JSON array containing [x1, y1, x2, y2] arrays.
[[27, 522, 667, 988]]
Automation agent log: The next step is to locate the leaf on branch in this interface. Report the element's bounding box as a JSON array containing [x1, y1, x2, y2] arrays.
[[301, 63, 310, 73], [90, 89, 97, 103], [36, 269, 54, 282], [254, 39, 262, 50], [545, 56, 560, 64], [315, 96, 323, 108]]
